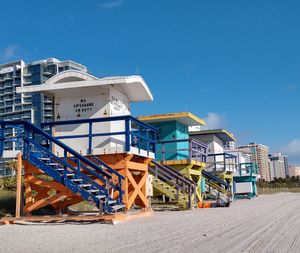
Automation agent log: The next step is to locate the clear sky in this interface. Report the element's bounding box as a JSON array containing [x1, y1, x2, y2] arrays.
[[0, 0, 299, 163]]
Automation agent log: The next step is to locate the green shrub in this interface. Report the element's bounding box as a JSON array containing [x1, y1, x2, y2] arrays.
[[0, 176, 17, 191]]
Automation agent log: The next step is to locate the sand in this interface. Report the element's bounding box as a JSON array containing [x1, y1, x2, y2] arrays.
[[0, 192, 299, 253]]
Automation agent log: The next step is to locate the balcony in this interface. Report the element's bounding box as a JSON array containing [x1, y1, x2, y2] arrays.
[[14, 106, 22, 111], [23, 98, 32, 103], [14, 99, 22, 105], [13, 83, 21, 87], [156, 138, 207, 165], [44, 113, 53, 118], [43, 71, 54, 76], [23, 80, 32, 85], [22, 70, 32, 76], [205, 153, 238, 173], [3, 98, 13, 102], [3, 76, 13, 81], [234, 162, 259, 177], [4, 89, 13, 95], [4, 115, 14, 120], [41, 115, 157, 158], [4, 83, 13, 88], [22, 114, 32, 120]]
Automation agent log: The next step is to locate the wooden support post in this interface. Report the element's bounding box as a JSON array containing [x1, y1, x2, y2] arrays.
[[15, 152, 22, 218]]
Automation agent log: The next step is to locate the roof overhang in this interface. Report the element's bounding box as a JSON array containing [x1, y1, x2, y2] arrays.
[[189, 129, 236, 142], [138, 112, 205, 126], [17, 71, 153, 102]]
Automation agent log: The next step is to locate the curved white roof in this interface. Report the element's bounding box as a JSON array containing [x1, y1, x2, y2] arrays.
[[17, 71, 153, 102], [44, 70, 97, 83]]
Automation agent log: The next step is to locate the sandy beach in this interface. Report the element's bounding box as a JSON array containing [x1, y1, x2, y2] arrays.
[[1, 192, 299, 253]]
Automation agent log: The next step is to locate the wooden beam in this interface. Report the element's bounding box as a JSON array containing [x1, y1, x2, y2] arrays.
[[127, 161, 148, 171], [15, 152, 23, 218], [25, 191, 68, 213], [51, 196, 83, 210], [127, 171, 148, 209], [26, 175, 71, 192]]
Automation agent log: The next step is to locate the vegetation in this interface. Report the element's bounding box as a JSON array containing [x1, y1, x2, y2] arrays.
[[0, 190, 16, 217], [0, 159, 18, 217], [0, 159, 18, 191], [258, 176, 300, 194]]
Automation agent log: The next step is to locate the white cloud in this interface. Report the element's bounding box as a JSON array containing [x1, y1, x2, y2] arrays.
[[202, 112, 226, 130], [280, 139, 300, 157], [0, 45, 19, 61], [100, 0, 123, 9], [286, 84, 297, 91]]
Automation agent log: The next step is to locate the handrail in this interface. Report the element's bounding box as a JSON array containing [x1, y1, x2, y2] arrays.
[[151, 161, 194, 188], [239, 162, 259, 176], [163, 164, 195, 185], [150, 160, 197, 206], [0, 120, 124, 210], [157, 138, 207, 163], [89, 155, 124, 201], [208, 153, 237, 159], [40, 115, 157, 155], [89, 155, 123, 179], [158, 138, 207, 147], [41, 115, 158, 132], [27, 139, 109, 194], [206, 181, 231, 198], [206, 152, 238, 172], [202, 170, 231, 189], [0, 120, 112, 179]]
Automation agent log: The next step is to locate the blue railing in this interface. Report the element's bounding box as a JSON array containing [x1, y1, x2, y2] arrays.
[[202, 170, 231, 189], [206, 153, 238, 172], [0, 120, 124, 206], [157, 138, 207, 163], [41, 115, 157, 156]]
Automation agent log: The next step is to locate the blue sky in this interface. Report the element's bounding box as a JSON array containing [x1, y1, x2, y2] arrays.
[[0, 0, 300, 163]]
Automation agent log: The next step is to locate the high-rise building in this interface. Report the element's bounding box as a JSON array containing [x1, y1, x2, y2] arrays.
[[0, 58, 87, 176], [269, 152, 288, 180], [283, 155, 289, 177], [239, 143, 270, 181], [288, 165, 300, 177]]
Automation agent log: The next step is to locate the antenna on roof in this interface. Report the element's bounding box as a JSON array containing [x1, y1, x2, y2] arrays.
[[136, 67, 139, 75]]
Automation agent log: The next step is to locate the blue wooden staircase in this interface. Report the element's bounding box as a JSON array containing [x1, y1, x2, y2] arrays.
[[0, 120, 125, 214]]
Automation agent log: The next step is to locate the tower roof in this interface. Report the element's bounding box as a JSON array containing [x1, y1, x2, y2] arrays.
[[138, 112, 205, 126], [17, 71, 153, 102], [190, 129, 236, 142]]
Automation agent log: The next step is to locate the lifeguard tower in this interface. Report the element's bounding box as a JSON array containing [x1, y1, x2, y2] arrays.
[[190, 129, 236, 201], [224, 148, 259, 199], [138, 112, 209, 208], [233, 162, 259, 199], [0, 71, 157, 215]]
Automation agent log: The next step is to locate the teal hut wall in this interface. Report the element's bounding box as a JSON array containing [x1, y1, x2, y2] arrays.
[[149, 121, 189, 161]]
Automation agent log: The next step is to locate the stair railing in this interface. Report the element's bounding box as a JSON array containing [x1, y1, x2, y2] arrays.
[[0, 120, 124, 205], [149, 160, 197, 208], [157, 138, 207, 164]]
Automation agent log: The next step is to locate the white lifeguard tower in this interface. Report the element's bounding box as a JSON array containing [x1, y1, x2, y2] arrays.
[[17, 70, 157, 211]]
